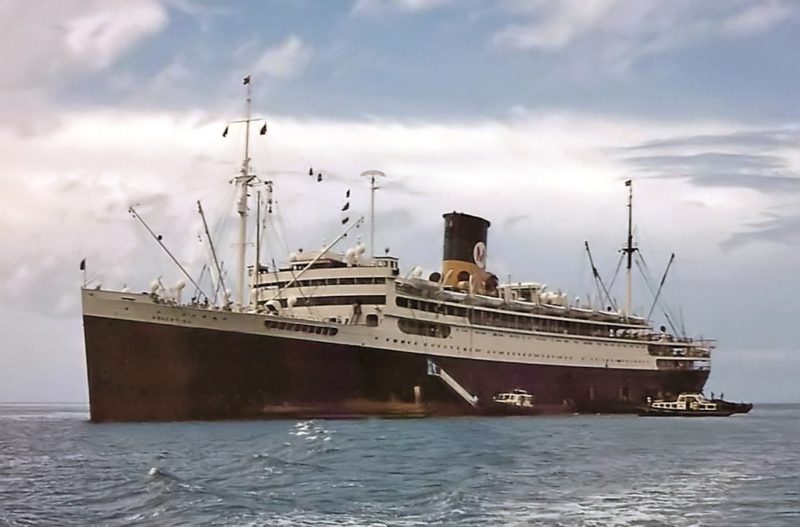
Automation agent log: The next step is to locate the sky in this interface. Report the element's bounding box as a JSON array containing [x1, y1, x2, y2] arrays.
[[1, 0, 799, 403]]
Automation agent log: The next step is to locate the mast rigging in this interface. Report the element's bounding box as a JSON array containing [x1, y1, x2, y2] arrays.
[[129, 205, 208, 300]]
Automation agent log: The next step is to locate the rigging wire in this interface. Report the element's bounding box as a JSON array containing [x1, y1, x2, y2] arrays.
[[606, 252, 625, 299], [635, 253, 680, 335]]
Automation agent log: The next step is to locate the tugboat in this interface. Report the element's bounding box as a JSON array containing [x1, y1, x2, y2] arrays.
[[491, 389, 540, 415], [639, 393, 752, 417]]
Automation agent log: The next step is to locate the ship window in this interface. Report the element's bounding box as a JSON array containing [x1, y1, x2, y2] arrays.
[[398, 319, 451, 338], [292, 295, 386, 307], [366, 314, 379, 327]]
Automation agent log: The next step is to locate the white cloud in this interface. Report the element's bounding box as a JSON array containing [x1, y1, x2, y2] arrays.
[[494, 0, 620, 51], [63, 2, 168, 69], [0, 108, 790, 300], [253, 35, 313, 80], [351, 0, 452, 16], [493, 0, 795, 72], [0, 0, 168, 90], [722, 0, 793, 35]]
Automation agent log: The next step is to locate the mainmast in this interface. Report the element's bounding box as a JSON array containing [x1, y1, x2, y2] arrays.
[[622, 179, 637, 316], [360, 170, 386, 257], [233, 75, 258, 311]]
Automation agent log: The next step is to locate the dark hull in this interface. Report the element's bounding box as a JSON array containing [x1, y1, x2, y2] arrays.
[[488, 405, 542, 416], [83, 315, 709, 422]]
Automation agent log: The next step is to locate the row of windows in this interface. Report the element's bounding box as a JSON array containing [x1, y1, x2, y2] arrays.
[[395, 296, 634, 339], [263, 319, 339, 336], [470, 309, 619, 336], [370, 335, 648, 364], [648, 345, 709, 358], [396, 297, 468, 317], [397, 319, 451, 338], [656, 359, 706, 371], [256, 277, 387, 290], [272, 295, 386, 308]]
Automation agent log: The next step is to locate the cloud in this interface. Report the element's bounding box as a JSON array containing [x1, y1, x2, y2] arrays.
[[351, 0, 452, 16], [617, 126, 800, 249], [622, 128, 800, 151], [0, 0, 168, 90], [721, 211, 800, 250], [618, 127, 800, 199], [721, 0, 794, 35], [0, 108, 779, 304], [253, 35, 313, 80], [625, 152, 800, 194], [494, 0, 620, 52], [493, 0, 795, 72], [64, 2, 168, 70]]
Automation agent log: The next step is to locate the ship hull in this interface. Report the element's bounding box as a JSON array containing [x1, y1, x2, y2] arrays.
[[83, 315, 709, 422]]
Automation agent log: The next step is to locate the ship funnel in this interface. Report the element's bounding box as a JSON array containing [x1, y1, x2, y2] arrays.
[[442, 212, 491, 294]]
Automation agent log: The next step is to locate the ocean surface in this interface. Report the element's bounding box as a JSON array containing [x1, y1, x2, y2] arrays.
[[1, 404, 798, 526]]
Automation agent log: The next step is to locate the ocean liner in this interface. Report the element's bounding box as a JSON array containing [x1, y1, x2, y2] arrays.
[[81, 79, 712, 421]]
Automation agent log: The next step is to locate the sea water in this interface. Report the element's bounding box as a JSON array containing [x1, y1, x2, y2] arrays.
[[1, 404, 798, 526]]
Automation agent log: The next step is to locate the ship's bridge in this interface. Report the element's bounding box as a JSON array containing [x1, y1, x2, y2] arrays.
[[249, 249, 399, 324], [497, 282, 546, 303]]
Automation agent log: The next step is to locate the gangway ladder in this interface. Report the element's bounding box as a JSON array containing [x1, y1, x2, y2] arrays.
[[427, 359, 479, 407]]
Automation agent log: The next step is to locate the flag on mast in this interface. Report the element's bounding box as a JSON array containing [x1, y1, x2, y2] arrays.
[[625, 179, 632, 186], [79, 258, 86, 271], [243, 75, 251, 85], [259, 123, 267, 135], [222, 125, 229, 137]]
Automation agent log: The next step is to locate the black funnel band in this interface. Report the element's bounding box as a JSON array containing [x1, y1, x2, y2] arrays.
[[443, 212, 490, 264]]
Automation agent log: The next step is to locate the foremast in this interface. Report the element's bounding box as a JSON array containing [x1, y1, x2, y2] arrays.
[[230, 75, 262, 311]]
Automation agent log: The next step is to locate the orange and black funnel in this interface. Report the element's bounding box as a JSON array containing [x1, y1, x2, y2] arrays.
[[442, 212, 493, 293]]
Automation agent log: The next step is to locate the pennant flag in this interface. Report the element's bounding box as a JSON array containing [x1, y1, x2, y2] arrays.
[[259, 123, 267, 135], [624, 179, 632, 186], [341, 217, 349, 225], [317, 173, 322, 182], [345, 189, 350, 198], [308, 167, 313, 176], [341, 202, 350, 212], [243, 75, 251, 85], [222, 125, 229, 137], [79, 258, 86, 271]]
